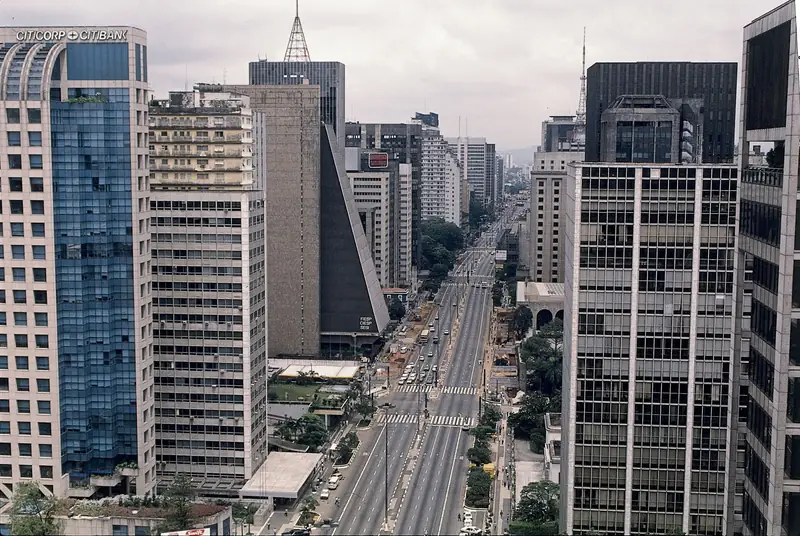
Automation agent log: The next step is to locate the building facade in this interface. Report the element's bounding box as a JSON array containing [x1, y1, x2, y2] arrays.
[[446, 137, 490, 209], [528, 151, 582, 283], [0, 26, 155, 499], [148, 89, 268, 495], [418, 122, 463, 227], [348, 170, 391, 287], [561, 163, 738, 535], [248, 61, 345, 152], [585, 61, 738, 164], [734, 3, 800, 536], [541, 115, 584, 153]]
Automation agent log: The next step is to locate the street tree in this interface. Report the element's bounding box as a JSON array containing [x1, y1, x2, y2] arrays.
[[296, 413, 329, 451], [388, 297, 406, 321], [154, 474, 197, 534], [538, 318, 563, 354], [9, 482, 60, 536], [511, 306, 533, 340], [514, 480, 559, 525]]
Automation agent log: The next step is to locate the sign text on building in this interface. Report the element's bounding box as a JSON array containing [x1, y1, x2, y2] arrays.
[[359, 316, 374, 331], [16, 29, 129, 42], [368, 152, 389, 169]]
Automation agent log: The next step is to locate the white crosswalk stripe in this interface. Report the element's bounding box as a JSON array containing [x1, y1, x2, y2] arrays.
[[395, 384, 435, 393], [395, 384, 478, 395], [441, 386, 477, 395], [430, 415, 476, 428], [373, 413, 419, 425]]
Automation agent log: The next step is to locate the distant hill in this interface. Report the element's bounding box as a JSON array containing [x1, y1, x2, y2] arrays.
[[499, 146, 536, 166]]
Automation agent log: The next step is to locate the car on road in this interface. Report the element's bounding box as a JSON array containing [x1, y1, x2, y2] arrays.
[[427, 351, 433, 358], [320, 489, 330, 500], [444, 329, 449, 335], [429, 322, 434, 328], [422, 364, 430, 372], [432, 365, 438, 372], [400, 346, 408, 354], [426, 375, 435, 384]]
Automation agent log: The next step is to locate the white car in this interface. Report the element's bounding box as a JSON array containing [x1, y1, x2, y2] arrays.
[[444, 330, 450, 336], [400, 346, 408, 354], [320, 489, 330, 499], [427, 351, 433, 358]]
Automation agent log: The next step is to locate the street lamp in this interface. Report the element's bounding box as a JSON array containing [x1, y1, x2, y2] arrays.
[[380, 402, 395, 531]]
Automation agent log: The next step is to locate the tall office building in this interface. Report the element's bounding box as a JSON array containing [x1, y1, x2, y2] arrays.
[[0, 27, 154, 498], [495, 154, 505, 209], [586, 62, 738, 164], [486, 143, 497, 210], [734, 3, 800, 536], [561, 162, 738, 535], [148, 89, 268, 495], [345, 122, 422, 278], [416, 115, 463, 227], [445, 137, 490, 209], [347, 169, 391, 287]]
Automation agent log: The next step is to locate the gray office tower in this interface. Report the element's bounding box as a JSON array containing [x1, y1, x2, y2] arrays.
[[585, 62, 738, 164], [248, 61, 345, 152], [735, 3, 800, 536], [345, 122, 423, 270]]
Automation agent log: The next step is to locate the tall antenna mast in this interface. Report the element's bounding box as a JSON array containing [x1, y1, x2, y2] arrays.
[[284, 0, 311, 62], [573, 27, 587, 148]]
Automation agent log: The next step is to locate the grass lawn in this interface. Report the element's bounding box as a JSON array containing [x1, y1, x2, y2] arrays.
[[269, 383, 321, 402]]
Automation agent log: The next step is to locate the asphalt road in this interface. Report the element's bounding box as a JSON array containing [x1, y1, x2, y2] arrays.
[[333, 231, 497, 536], [395, 250, 495, 536]]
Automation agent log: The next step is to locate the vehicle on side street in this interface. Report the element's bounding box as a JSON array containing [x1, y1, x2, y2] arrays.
[[320, 489, 330, 500], [328, 476, 340, 489], [400, 346, 408, 354]]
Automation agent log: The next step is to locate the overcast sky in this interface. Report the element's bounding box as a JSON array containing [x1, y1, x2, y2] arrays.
[[4, 0, 779, 149]]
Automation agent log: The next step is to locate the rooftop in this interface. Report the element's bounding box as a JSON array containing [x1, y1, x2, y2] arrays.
[[48, 499, 227, 519], [279, 364, 360, 380], [516, 282, 565, 305], [239, 452, 323, 499]]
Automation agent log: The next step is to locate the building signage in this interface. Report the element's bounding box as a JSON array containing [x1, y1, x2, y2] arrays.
[[368, 152, 389, 169], [359, 316, 375, 331], [15, 29, 128, 42]]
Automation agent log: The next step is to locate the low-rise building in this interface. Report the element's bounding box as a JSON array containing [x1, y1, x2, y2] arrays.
[[544, 412, 562, 484]]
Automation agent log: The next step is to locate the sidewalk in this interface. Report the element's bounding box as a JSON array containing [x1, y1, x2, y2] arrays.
[[491, 410, 515, 535]]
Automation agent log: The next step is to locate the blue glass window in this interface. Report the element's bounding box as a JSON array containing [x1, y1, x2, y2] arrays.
[[29, 155, 42, 169], [14, 312, 26, 326], [37, 401, 50, 415], [135, 44, 141, 82], [34, 336, 48, 349], [8, 155, 21, 169], [9, 178, 22, 191], [11, 245, 24, 259], [9, 200, 22, 214], [34, 313, 47, 327], [12, 290, 25, 303], [0, 268, 3, 281], [12, 268, 24, 281], [31, 223, 44, 237], [66, 43, 129, 81], [28, 132, 41, 146], [31, 201, 44, 214], [15, 356, 27, 370], [0, 313, 5, 326], [36, 378, 49, 392], [32, 269, 46, 282], [38, 423, 51, 436], [10, 223, 23, 237], [0, 422, 9, 434], [6, 108, 19, 123], [27, 109, 41, 124], [0, 379, 6, 390], [39, 444, 51, 457], [14, 335, 27, 348], [0, 402, 7, 413], [32, 246, 45, 259], [7, 132, 20, 146], [29, 178, 43, 192], [17, 401, 30, 415], [0, 357, 6, 369], [35, 356, 49, 370], [18, 422, 31, 435], [142, 45, 148, 82]]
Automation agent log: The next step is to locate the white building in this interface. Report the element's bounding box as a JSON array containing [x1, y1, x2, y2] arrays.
[[397, 162, 413, 286], [446, 137, 489, 207], [149, 88, 268, 496], [560, 162, 738, 535], [419, 125, 463, 227], [349, 171, 391, 287], [0, 26, 154, 499]]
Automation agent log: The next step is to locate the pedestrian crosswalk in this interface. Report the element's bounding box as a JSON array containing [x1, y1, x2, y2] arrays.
[[395, 384, 477, 395], [373, 414, 477, 428]]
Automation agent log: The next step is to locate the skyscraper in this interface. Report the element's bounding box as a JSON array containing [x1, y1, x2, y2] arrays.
[[445, 137, 490, 209], [561, 162, 738, 535], [734, 3, 800, 536], [585, 62, 738, 164], [0, 26, 154, 498], [149, 89, 268, 495], [415, 114, 463, 227]]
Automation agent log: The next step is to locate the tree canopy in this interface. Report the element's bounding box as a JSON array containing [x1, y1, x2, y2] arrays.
[[9, 482, 60, 536], [277, 413, 329, 451], [388, 297, 406, 321], [154, 474, 197, 535], [420, 219, 464, 292], [511, 306, 533, 340]]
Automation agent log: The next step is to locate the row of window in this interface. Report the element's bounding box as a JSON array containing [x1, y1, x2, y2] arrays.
[[1, 199, 46, 214], [0, 356, 50, 370], [0, 334, 50, 349], [5, 108, 42, 124], [0, 399, 51, 414], [0, 311, 49, 327], [0, 464, 53, 479], [0, 244, 47, 260], [0, 378, 51, 392], [4, 154, 43, 169], [0, 222, 46, 238], [2, 177, 44, 192], [0, 442, 52, 457], [0, 421, 52, 435]]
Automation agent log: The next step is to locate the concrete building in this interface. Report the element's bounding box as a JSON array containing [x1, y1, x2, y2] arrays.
[[416, 117, 464, 227], [148, 89, 268, 495], [561, 162, 738, 535], [345, 122, 421, 279], [348, 170, 391, 287], [528, 152, 582, 283], [734, 4, 800, 536], [486, 142, 497, 210], [599, 95, 680, 163], [0, 26, 155, 499], [495, 153, 505, 209], [446, 137, 490, 209], [586, 61, 738, 164], [541, 115, 584, 153]]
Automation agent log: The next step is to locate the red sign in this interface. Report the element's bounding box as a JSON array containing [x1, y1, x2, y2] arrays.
[[368, 152, 389, 169]]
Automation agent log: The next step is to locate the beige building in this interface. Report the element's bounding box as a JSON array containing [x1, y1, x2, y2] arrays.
[[149, 88, 268, 495], [349, 171, 391, 287]]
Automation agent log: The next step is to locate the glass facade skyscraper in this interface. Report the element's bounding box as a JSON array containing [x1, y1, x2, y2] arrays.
[[0, 27, 154, 498], [248, 60, 345, 152]]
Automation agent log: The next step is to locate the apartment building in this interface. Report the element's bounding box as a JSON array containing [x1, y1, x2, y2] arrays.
[[148, 89, 267, 495], [348, 171, 391, 287], [0, 26, 155, 498], [446, 137, 490, 208], [561, 163, 738, 535]]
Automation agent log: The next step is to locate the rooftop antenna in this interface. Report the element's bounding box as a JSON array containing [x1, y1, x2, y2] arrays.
[[573, 27, 587, 147], [223, 68, 227, 85], [184, 64, 188, 91], [284, 0, 311, 62]]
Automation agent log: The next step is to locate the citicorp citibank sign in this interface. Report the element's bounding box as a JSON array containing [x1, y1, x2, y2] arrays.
[[15, 29, 128, 42]]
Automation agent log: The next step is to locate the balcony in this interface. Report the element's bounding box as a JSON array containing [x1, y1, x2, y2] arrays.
[[150, 148, 252, 158], [90, 473, 122, 487], [66, 484, 96, 498], [151, 163, 250, 172]]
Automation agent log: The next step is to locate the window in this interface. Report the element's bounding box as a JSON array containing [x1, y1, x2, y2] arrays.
[[39, 444, 52, 457], [0, 443, 9, 455], [33, 290, 47, 304], [32, 246, 45, 259], [0, 422, 8, 434], [28, 132, 42, 146], [35, 335, 48, 349], [6, 132, 20, 146], [40, 466, 52, 479], [0, 464, 10, 476], [113, 525, 130, 536], [16, 400, 30, 414], [38, 422, 51, 436], [14, 335, 28, 348], [34, 313, 48, 327], [7, 155, 21, 169], [37, 400, 50, 415], [15, 356, 28, 370], [31, 223, 44, 237], [10, 224, 23, 237], [27, 108, 41, 124], [29, 178, 43, 192], [8, 177, 22, 191], [0, 401, 7, 413], [19, 465, 32, 478], [0, 336, 6, 349], [16, 378, 29, 391], [35, 357, 49, 370], [13, 290, 25, 304], [32, 268, 46, 282], [36, 379, 50, 393], [17, 422, 31, 435], [11, 245, 24, 259], [14, 312, 26, 326], [6, 108, 19, 123], [0, 357, 6, 369], [9, 200, 23, 214], [18, 443, 32, 456], [0, 313, 5, 326], [30, 201, 44, 214], [0, 380, 6, 391], [29, 155, 42, 169]]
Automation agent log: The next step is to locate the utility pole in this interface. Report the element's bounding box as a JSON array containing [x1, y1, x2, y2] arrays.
[[384, 404, 389, 528]]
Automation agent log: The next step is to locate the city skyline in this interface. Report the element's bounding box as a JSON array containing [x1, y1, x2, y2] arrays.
[[0, 0, 768, 149]]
